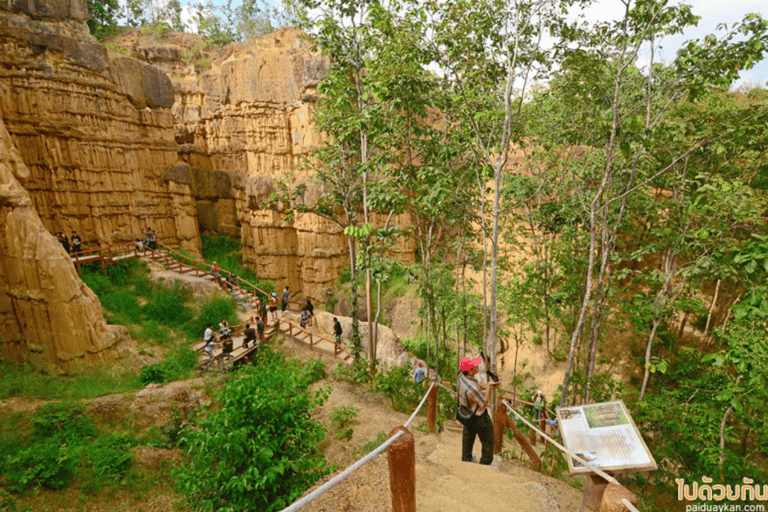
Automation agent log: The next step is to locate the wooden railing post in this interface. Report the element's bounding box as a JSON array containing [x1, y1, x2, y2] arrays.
[[309, 333, 313, 349], [494, 402, 506, 454], [581, 474, 611, 512], [498, 401, 541, 472], [427, 381, 437, 434], [386, 426, 415, 512]]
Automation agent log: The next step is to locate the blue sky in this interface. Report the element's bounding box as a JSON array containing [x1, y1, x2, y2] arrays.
[[191, 0, 766, 87]]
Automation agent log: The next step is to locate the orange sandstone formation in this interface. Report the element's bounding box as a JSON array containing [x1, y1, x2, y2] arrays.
[[0, 118, 133, 372]]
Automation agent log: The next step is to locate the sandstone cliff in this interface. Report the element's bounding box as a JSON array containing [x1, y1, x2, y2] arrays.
[[0, 118, 133, 372], [0, 0, 198, 371], [110, 28, 417, 301], [0, 0, 200, 251]]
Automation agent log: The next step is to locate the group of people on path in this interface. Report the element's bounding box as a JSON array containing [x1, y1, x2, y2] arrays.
[[56, 231, 81, 255]]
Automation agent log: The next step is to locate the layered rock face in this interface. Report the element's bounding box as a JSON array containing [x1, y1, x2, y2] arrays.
[[0, 0, 197, 371], [0, 118, 133, 372], [125, 27, 416, 299], [0, 0, 200, 251]]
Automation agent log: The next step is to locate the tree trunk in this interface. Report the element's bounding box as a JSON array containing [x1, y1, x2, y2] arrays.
[[704, 278, 721, 336]]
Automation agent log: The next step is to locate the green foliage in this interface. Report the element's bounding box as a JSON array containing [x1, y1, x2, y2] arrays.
[[374, 365, 424, 413], [86, 0, 120, 41], [355, 432, 388, 456], [331, 359, 371, 387], [144, 281, 193, 328], [301, 358, 327, 384], [189, 294, 239, 339], [328, 405, 358, 441], [175, 350, 330, 511], [0, 362, 142, 401], [0, 403, 133, 493], [31, 403, 95, 442], [139, 363, 167, 385]]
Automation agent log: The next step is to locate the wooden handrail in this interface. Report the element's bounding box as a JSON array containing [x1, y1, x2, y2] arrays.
[[154, 241, 303, 307]]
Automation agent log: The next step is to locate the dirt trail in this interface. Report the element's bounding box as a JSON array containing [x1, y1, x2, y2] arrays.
[[276, 337, 583, 512]]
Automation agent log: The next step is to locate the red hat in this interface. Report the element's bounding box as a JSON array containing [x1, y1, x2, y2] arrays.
[[459, 356, 482, 372], [417, 361, 423, 366]]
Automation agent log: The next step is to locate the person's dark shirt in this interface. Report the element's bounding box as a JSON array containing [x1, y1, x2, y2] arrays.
[[333, 321, 342, 336]]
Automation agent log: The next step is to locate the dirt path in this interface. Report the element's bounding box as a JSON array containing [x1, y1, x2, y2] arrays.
[[275, 336, 583, 512]]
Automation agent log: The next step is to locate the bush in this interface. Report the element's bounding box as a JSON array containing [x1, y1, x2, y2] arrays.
[[301, 358, 327, 384], [175, 350, 330, 512], [332, 359, 371, 386], [0, 402, 135, 493], [140, 363, 167, 385], [4, 442, 75, 492], [329, 405, 358, 441], [85, 432, 134, 481], [187, 294, 238, 340], [31, 403, 95, 443], [375, 365, 423, 413]]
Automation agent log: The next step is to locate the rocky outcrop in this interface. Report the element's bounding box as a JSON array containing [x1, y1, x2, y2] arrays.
[[0, 118, 133, 372], [118, 27, 417, 300], [0, 0, 200, 251]]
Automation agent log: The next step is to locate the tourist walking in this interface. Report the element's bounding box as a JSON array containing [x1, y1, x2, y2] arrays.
[[413, 361, 426, 384], [71, 231, 81, 254], [281, 286, 290, 312], [305, 298, 315, 326], [243, 322, 257, 349], [333, 317, 343, 345], [269, 292, 279, 322], [457, 356, 499, 466], [256, 316, 266, 345]]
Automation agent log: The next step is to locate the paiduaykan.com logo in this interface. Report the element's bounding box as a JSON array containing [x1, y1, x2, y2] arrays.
[[677, 477, 767, 510]]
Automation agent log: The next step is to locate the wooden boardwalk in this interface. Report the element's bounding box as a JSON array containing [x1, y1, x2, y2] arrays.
[[70, 241, 354, 369]]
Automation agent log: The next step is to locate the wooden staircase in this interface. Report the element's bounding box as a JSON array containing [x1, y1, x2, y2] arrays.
[[128, 243, 354, 367]]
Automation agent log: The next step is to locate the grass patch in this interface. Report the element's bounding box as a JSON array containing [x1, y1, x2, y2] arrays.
[[0, 362, 143, 401]]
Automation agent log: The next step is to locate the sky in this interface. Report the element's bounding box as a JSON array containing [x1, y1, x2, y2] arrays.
[[187, 0, 767, 88]]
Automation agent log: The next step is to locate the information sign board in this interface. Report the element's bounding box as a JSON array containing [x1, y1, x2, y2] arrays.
[[557, 400, 657, 475]]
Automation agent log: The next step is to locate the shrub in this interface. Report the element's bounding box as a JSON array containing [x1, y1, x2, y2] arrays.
[[4, 442, 76, 492], [85, 432, 134, 481], [140, 363, 167, 385], [175, 350, 330, 512], [31, 403, 95, 443], [331, 359, 371, 386], [329, 405, 358, 441], [375, 365, 423, 413], [188, 294, 238, 340], [301, 358, 327, 384], [355, 432, 387, 456]]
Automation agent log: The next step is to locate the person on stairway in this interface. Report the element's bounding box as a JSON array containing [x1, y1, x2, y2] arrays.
[[458, 356, 500, 466]]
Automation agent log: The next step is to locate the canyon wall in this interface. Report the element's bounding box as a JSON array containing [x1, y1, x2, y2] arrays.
[[0, 0, 195, 371], [0, 0, 200, 251], [115, 28, 416, 300], [0, 117, 133, 372]]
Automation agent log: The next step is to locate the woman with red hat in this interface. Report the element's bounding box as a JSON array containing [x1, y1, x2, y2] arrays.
[[458, 356, 500, 466]]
